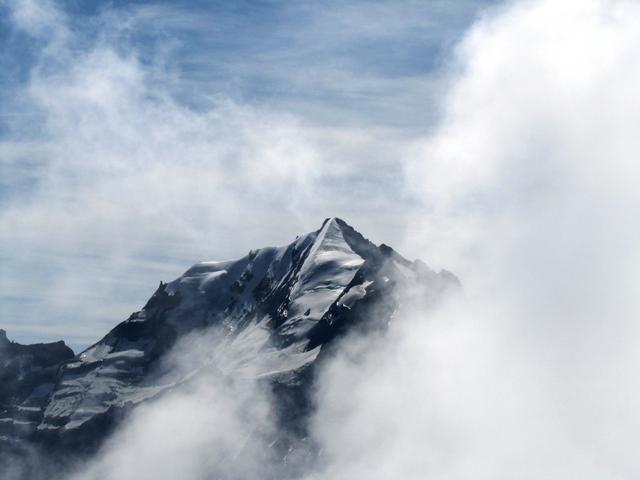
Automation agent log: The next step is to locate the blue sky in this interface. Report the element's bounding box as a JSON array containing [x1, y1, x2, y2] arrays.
[[0, 0, 503, 351], [0, 0, 498, 129]]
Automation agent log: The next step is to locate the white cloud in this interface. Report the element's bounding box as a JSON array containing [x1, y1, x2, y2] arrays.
[[4, 0, 640, 477], [307, 0, 640, 478], [7, 0, 66, 40], [67, 326, 282, 480]]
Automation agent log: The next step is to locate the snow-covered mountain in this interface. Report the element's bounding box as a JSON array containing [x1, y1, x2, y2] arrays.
[[0, 218, 459, 462]]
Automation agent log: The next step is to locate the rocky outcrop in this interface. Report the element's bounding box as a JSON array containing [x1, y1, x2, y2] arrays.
[[0, 329, 73, 449]]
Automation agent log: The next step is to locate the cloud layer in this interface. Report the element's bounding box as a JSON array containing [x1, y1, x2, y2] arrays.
[[3, 0, 640, 478], [307, 0, 640, 478]]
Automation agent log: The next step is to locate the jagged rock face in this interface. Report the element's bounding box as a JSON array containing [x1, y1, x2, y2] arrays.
[[1, 218, 460, 456], [0, 330, 74, 446]]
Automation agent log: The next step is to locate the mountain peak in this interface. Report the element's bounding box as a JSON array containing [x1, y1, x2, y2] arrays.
[[282, 217, 366, 337], [320, 216, 346, 229], [315, 217, 380, 260], [318, 217, 359, 236], [6, 219, 460, 458], [312, 217, 356, 255]]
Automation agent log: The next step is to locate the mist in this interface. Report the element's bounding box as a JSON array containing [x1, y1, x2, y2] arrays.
[[3, 0, 640, 478], [66, 326, 286, 480], [307, 0, 640, 478]]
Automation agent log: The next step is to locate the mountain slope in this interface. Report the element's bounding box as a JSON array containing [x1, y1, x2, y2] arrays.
[[1, 218, 460, 458], [0, 330, 73, 448]]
